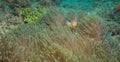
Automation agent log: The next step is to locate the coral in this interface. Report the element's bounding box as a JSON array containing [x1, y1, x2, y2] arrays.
[[108, 4, 120, 23], [6, 0, 13, 3], [39, 0, 62, 6], [22, 6, 47, 23], [115, 3, 120, 11], [14, 0, 30, 7]]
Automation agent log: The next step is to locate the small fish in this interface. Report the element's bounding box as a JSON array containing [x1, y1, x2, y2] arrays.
[[66, 21, 77, 29]]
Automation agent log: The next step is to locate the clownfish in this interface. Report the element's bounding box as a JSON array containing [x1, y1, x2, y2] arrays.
[[66, 21, 78, 29]]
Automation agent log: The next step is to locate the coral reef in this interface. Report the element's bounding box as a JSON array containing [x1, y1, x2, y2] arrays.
[[0, 0, 120, 62]]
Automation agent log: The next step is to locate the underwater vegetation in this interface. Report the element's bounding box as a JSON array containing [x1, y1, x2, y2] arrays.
[[0, 0, 120, 62]]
